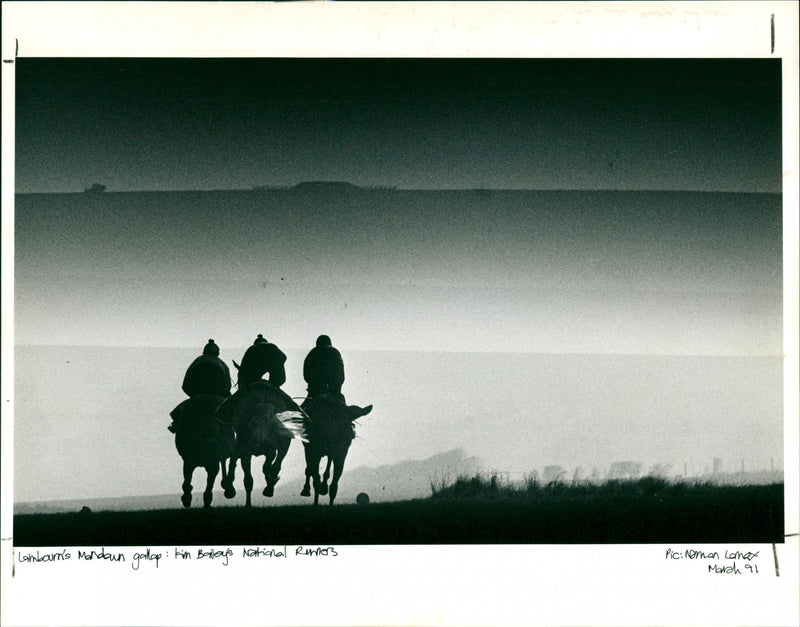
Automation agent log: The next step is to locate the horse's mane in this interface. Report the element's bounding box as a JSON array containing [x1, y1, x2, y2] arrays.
[[239, 381, 300, 410], [228, 383, 307, 448]]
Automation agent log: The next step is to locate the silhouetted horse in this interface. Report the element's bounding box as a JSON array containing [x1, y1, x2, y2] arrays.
[[171, 394, 235, 508], [216, 382, 305, 507], [300, 395, 359, 506]]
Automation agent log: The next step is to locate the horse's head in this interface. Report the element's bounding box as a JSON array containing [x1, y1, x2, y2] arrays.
[[233, 359, 260, 388], [303, 395, 353, 422], [232, 360, 245, 386]]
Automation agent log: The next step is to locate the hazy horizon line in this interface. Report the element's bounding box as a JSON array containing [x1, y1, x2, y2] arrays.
[[14, 469, 787, 508], [12, 447, 477, 505], [10, 343, 784, 359], [13, 186, 783, 196]]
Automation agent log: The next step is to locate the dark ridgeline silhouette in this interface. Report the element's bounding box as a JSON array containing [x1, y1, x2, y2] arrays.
[[300, 335, 373, 505], [215, 334, 304, 507], [14, 477, 784, 545], [291, 181, 362, 193], [168, 339, 235, 508]]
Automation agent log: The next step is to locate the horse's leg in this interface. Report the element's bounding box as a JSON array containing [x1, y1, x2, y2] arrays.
[[319, 457, 331, 496], [181, 460, 193, 508], [313, 456, 322, 506], [300, 444, 314, 497], [261, 449, 277, 497], [328, 452, 347, 506], [263, 439, 290, 497], [221, 457, 236, 498], [241, 455, 254, 507], [203, 462, 219, 508], [310, 454, 327, 505]]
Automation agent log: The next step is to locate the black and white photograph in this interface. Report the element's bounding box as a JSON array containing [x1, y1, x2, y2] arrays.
[[2, 2, 798, 626]]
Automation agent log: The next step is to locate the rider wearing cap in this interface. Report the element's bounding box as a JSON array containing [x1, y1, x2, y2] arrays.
[[303, 334, 345, 402], [303, 334, 372, 419], [236, 334, 287, 388], [169, 339, 231, 433], [213, 333, 291, 425], [182, 339, 232, 398]]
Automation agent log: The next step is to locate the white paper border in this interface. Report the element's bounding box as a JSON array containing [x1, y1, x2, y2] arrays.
[[2, 3, 798, 626]]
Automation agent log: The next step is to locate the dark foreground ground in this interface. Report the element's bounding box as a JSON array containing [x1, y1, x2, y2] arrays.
[[14, 480, 784, 546]]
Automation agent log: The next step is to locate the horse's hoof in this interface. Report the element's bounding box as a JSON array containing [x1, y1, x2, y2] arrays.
[[319, 484, 329, 496], [263, 486, 274, 497], [181, 494, 192, 508], [300, 487, 311, 497], [224, 487, 236, 499]]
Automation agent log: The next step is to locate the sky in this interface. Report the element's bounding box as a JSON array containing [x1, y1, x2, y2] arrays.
[[13, 346, 784, 504], [15, 58, 782, 194], [3, 4, 798, 624], [14, 188, 782, 355], [10, 57, 785, 497], [12, 58, 784, 356]]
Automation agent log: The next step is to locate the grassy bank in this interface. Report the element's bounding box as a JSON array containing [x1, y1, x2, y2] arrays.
[[14, 478, 784, 546]]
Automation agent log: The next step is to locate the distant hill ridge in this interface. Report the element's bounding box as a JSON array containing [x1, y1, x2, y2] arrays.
[[14, 448, 483, 514], [15, 185, 780, 196]]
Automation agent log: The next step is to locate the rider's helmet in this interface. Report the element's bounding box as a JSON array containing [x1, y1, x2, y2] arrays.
[[202, 339, 220, 356]]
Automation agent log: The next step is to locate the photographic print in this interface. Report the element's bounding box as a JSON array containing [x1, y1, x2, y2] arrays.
[[10, 55, 786, 545], [2, 3, 798, 626]]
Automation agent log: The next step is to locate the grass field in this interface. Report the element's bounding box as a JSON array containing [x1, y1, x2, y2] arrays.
[[13, 477, 784, 546]]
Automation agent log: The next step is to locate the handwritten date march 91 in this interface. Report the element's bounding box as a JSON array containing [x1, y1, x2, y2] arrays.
[[665, 548, 763, 575]]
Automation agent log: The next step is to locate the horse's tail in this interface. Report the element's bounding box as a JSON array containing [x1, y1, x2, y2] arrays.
[[274, 410, 308, 443]]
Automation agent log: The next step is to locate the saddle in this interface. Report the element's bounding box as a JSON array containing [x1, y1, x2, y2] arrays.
[[301, 395, 349, 422], [217, 381, 298, 420], [171, 394, 226, 430], [171, 394, 231, 456]]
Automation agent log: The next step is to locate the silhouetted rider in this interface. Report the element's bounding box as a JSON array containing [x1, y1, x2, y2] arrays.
[[169, 338, 231, 433], [302, 334, 372, 420], [303, 334, 345, 401], [236, 334, 287, 388], [182, 339, 232, 398], [214, 334, 292, 426]]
